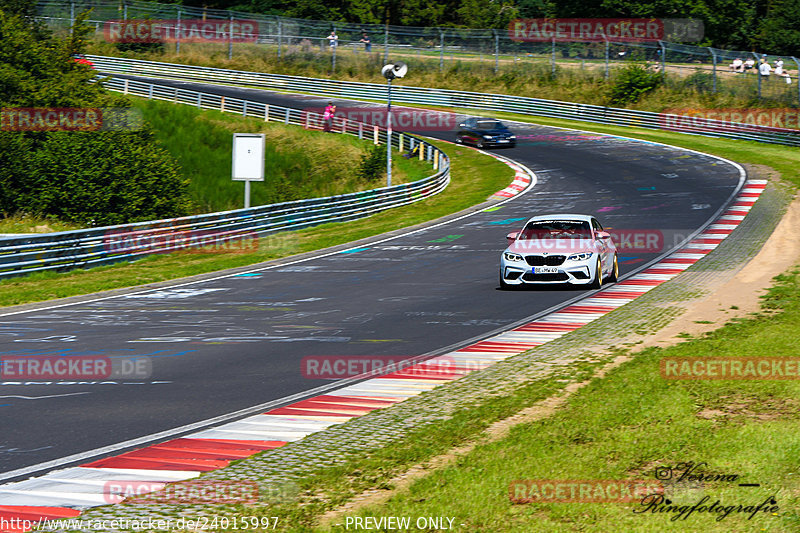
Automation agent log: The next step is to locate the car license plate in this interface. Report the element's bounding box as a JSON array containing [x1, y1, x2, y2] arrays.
[[534, 266, 559, 274], [498, 139, 509, 143]]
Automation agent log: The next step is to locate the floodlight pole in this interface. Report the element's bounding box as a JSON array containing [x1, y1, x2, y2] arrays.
[[386, 77, 393, 187]]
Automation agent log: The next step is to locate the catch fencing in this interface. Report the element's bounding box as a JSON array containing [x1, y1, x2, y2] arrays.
[[36, 0, 800, 104]]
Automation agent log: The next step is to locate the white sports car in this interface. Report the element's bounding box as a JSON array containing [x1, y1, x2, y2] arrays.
[[499, 214, 618, 289]]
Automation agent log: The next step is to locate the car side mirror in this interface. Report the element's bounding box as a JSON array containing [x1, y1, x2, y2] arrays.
[[596, 231, 610, 239], [506, 231, 519, 243]]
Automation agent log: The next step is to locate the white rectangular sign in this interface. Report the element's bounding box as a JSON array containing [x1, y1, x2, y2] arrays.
[[232, 133, 265, 181]]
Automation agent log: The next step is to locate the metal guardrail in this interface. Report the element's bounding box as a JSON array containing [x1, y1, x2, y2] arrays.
[[88, 55, 800, 147], [0, 78, 450, 280]]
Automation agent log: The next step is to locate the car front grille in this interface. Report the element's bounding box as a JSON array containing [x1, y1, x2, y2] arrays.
[[522, 272, 569, 282], [525, 255, 566, 267]]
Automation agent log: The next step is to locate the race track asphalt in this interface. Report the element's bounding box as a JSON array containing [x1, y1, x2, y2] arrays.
[[0, 76, 742, 480]]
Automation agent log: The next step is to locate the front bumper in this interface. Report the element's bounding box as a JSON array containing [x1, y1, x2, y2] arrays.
[[500, 260, 594, 285]]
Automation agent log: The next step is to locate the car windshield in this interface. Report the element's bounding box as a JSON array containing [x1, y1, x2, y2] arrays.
[[476, 121, 503, 130], [518, 220, 592, 239]]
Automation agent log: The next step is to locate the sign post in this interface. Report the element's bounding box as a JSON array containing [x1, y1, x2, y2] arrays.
[[232, 133, 265, 209]]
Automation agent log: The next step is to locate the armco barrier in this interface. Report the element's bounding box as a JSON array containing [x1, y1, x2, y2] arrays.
[[0, 78, 449, 280], [87, 55, 800, 147]]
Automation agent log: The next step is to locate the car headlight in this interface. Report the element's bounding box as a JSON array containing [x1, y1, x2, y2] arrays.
[[567, 252, 593, 261], [483, 135, 493, 139], [509, 135, 516, 139], [504, 252, 523, 262]]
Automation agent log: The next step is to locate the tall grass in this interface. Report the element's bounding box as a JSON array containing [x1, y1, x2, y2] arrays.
[[132, 97, 432, 213]]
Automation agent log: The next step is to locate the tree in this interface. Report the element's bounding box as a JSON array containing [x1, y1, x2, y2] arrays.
[[0, 7, 189, 223], [754, 0, 800, 56]]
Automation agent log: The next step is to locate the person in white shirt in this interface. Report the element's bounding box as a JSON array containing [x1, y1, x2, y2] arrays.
[[730, 58, 743, 72], [759, 60, 771, 78], [327, 31, 338, 49], [774, 59, 784, 76]]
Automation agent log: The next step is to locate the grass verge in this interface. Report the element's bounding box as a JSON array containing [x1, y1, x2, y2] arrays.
[[329, 269, 800, 532], [132, 97, 430, 213], [0, 140, 510, 307]]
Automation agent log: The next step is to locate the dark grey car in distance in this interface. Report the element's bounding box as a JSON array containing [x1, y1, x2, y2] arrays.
[[456, 118, 516, 148]]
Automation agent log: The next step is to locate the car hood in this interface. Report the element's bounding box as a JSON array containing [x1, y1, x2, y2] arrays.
[[506, 239, 597, 254], [478, 128, 512, 135]]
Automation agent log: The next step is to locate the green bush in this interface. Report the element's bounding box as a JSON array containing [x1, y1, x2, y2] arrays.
[[357, 143, 385, 182], [0, 8, 190, 225], [20, 129, 189, 226], [683, 70, 716, 93], [606, 63, 662, 105]]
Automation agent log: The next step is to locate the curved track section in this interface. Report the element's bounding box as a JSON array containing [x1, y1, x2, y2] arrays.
[[1, 78, 742, 491]]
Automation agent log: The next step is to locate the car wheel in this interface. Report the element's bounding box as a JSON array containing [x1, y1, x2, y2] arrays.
[[477, 138, 485, 149], [455, 135, 463, 144], [607, 254, 619, 283], [499, 272, 513, 290], [589, 257, 603, 289]]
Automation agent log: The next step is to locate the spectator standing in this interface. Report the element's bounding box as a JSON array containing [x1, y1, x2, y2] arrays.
[[327, 31, 338, 49], [323, 102, 336, 132], [360, 32, 372, 52], [759, 58, 771, 79]]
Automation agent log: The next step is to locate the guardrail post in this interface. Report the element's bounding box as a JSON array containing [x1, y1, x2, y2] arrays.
[[264, 104, 269, 121], [284, 108, 290, 124], [384, 25, 389, 63], [148, 84, 153, 99], [754, 52, 762, 98], [419, 143, 424, 160], [604, 38, 609, 78], [494, 30, 500, 74], [399, 133, 403, 152], [373, 126, 379, 145], [228, 14, 234, 60], [277, 20, 282, 59], [341, 118, 346, 133], [433, 150, 439, 170], [123, 79, 129, 95], [305, 112, 309, 129], [197, 93, 201, 107], [176, 8, 181, 54], [440, 30, 445, 71], [221, 96, 225, 112], [707, 47, 717, 92], [358, 122, 363, 139], [243, 101, 247, 116], [793, 57, 800, 104]]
